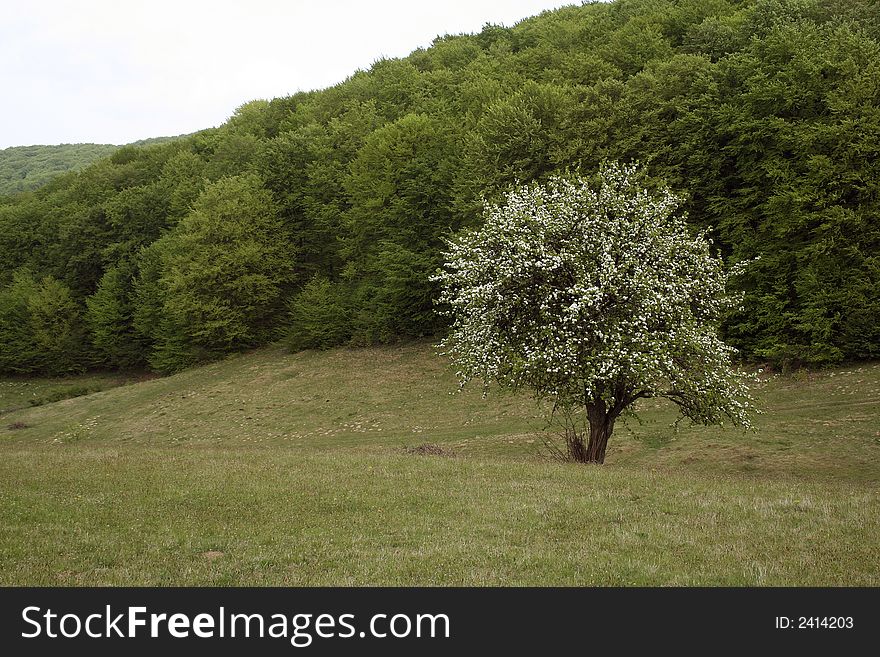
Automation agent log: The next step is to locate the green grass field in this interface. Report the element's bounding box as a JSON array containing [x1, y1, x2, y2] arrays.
[[1, 343, 878, 585]]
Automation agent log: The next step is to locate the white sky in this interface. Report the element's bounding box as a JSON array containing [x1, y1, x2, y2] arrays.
[[1, 0, 575, 147]]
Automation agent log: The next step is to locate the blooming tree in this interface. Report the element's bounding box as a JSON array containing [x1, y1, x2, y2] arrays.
[[435, 163, 755, 464]]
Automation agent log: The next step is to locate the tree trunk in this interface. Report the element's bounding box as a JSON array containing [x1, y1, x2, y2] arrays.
[[584, 403, 615, 464]]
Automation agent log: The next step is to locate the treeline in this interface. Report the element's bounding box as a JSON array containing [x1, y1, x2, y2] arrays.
[[1, 0, 878, 375], [0, 144, 118, 195], [0, 137, 180, 196]]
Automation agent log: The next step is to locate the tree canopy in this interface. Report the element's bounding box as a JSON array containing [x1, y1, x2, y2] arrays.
[[0, 137, 182, 195], [435, 164, 754, 463], [0, 0, 877, 374]]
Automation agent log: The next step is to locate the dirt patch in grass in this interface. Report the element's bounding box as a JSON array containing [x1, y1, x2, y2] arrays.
[[404, 443, 455, 457], [7, 421, 29, 430]]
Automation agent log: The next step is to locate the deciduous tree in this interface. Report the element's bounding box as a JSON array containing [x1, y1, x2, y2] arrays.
[[435, 163, 754, 463]]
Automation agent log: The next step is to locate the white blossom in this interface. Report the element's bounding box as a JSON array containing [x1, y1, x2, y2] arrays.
[[433, 163, 756, 461]]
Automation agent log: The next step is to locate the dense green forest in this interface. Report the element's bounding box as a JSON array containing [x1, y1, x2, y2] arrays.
[[1, 0, 878, 375], [0, 144, 117, 195], [0, 137, 181, 196]]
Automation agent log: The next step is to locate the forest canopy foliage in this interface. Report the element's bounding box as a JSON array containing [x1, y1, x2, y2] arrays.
[[0, 0, 877, 374], [0, 144, 118, 195], [0, 137, 181, 196]]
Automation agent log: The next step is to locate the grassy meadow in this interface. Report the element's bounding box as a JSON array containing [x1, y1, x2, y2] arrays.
[[1, 343, 878, 585]]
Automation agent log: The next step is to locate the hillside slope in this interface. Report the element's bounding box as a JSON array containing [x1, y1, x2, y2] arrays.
[[4, 343, 878, 481], [0, 136, 182, 195], [0, 143, 117, 194], [1, 344, 878, 585]]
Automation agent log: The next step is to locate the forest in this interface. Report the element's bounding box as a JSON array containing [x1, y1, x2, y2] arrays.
[[0, 144, 117, 195], [0, 137, 181, 196], [0, 0, 877, 376]]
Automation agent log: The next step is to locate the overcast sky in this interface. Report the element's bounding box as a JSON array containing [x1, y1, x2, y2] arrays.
[[1, 0, 576, 148]]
